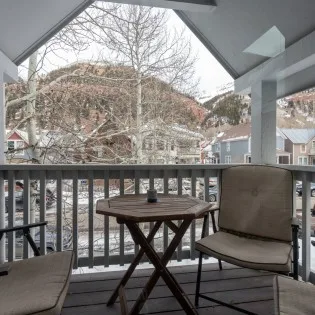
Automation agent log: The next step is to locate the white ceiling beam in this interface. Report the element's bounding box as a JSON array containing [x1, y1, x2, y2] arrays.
[[102, 0, 217, 12], [235, 28, 315, 97], [0, 50, 18, 83], [277, 64, 315, 99]]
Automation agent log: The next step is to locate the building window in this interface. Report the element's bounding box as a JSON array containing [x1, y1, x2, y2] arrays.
[[226, 141, 230, 152], [7, 140, 24, 154], [298, 156, 308, 165], [225, 155, 231, 164], [7, 141, 15, 151], [157, 140, 164, 150], [312, 141, 315, 149], [301, 144, 306, 153]]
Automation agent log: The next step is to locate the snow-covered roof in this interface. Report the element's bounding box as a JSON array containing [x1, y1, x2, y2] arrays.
[[221, 136, 249, 142], [6, 129, 29, 143], [141, 120, 203, 140], [280, 128, 315, 144], [170, 124, 203, 139]]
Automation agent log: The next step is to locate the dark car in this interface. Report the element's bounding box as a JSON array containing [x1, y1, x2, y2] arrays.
[[198, 185, 218, 202], [5, 223, 72, 258], [5, 181, 55, 212], [296, 183, 315, 197]]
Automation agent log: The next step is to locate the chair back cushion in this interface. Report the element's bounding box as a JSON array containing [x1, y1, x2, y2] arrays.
[[218, 165, 293, 242]]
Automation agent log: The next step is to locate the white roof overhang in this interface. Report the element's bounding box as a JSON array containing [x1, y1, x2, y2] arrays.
[[1, 0, 315, 97]]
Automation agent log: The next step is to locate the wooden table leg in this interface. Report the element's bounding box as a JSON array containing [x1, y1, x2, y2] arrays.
[[107, 221, 162, 306], [126, 220, 198, 315]]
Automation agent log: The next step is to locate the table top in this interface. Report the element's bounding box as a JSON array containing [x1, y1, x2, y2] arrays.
[[96, 194, 212, 222]]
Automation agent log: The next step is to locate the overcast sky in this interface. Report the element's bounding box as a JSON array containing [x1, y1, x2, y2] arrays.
[[168, 11, 233, 99], [19, 7, 232, 101]]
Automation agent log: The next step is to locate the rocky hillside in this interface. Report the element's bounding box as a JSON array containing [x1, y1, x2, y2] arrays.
[[6, 63, 206, 132], [201, 90, 315, 130]]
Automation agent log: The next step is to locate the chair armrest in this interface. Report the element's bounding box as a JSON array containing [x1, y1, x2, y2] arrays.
[[196, 206, 219, 219], [0, 221, 48, 234], [0, 222, 48, 256], [291, 217, 300, 280], [209, 206, 220, 213], [291, 217, 300, 229], [0, 264, 11, 277]]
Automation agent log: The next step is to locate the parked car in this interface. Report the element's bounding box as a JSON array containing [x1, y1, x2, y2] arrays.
[[5, 222, 72, 258], [296, 183, 315, 197], [198, 185, 218, 202], [5, 181, 55, 212]]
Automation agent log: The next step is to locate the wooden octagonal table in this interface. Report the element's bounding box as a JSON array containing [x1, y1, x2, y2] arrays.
[[96, 194, 212, 315]]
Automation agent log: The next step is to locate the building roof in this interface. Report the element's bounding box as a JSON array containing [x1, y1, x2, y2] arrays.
[[6, 129, 29, 143], [276, 148, 291, 155], [141, 119, 203, 140], [219, 123, 251, 142], [216, 124, 287, 142], [280, 129, 315, 144]]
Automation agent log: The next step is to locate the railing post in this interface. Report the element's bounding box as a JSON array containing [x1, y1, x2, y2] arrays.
[[104, 170, 110, 267], [88, 170, 94, 268], [190, 170, 197, 260], [8, 170, 15, 261], [302, 172, 311, 281], [72, 171, 79, 269], [23, 172, 30, 258], [39, 171, 47, 255], [119, 170, 124, 266], [56, 171, 63, 252]]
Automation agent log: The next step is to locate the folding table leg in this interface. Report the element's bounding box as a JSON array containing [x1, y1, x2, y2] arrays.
[[126, 220, 198, 315], [107, 221, 162, 306]]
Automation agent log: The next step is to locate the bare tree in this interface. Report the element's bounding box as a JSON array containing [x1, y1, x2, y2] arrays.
[[89, 3, 198, 163]]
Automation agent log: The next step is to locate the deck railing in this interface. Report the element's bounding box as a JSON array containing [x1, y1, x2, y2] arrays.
[[1, 164, 315, 282]]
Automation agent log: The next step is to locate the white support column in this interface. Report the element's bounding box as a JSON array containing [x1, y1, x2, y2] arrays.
[[251, 81, 277, 164], [0, 73, 5, 263], [0, 51, 18, 263]]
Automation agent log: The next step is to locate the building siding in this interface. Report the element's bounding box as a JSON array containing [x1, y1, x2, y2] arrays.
[[276, 135, 285, 150], [221, 139, 248, 163]]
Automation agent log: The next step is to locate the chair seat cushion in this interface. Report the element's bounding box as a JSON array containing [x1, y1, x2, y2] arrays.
[[274, 275, 315, 315], [195, 231, 291, 272], [0, 251, 73, 315]]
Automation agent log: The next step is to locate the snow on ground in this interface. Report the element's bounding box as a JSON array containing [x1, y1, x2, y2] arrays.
[[299, 237, 315, 271], [72, 257, 218, 275]]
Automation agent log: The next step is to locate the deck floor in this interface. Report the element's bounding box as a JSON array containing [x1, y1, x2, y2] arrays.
[[62, 262, 275, 315]]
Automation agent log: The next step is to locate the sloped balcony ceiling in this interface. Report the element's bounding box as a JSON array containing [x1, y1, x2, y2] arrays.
[[0, 0, 94, 65], [176, 0, 315, 78], [1, 0, 315, 84]]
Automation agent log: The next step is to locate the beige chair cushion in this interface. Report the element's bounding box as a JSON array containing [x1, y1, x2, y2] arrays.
[[219, 165, 293, 242], [274, 275, 315, 315], [196, 231, 292, 272], [0, 251, 73, 315]]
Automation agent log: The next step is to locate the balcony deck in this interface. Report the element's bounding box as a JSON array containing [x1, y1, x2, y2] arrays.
[[62, 262, 275, 315]]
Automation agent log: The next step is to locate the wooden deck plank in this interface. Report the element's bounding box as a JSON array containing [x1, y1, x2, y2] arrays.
[[63, 263, 275, 315], [64, 285, 273, 309], [68, 273, 273, 296], [69, 268, 271, 294]]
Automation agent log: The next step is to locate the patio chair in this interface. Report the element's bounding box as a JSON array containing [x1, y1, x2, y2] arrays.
[[0, 222, 73, 315], [273, 275, 315, 315], [195, 165, 299, 314]]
